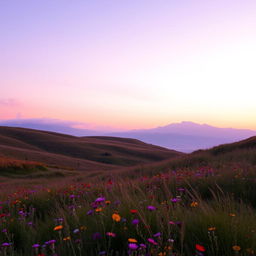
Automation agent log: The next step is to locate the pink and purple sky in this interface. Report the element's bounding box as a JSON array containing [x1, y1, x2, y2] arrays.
[[1, 0, 256, 130]]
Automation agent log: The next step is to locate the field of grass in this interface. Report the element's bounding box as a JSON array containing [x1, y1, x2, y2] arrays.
[[0, 161, 256, 255], [0, 136, 255, 255]]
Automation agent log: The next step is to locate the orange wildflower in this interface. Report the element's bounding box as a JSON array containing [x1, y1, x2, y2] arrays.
[[112, 213, 121, 222], [54, 225, 63, 231], [190, 201, 198, 207], [232, 245, 241, 251], [128, 238, 137, 243]]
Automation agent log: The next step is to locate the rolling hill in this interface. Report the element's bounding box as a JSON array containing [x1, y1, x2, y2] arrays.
[[2, 119, 255, 152], [0, 126, 182, 173], [121, 136, 256, 178]]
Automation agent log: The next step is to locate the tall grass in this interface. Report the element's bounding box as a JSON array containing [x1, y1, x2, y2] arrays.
[[0, 164, 255, 255]]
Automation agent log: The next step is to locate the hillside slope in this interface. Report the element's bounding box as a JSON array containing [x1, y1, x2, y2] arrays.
[[0, 126, 182, 172], [121, 136, 256, 178]]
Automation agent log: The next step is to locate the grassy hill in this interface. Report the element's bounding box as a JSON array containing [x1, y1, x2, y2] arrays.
[[121, 136, 256, 178], [0, 134, 255, 255], [0, 126, 182, 174]]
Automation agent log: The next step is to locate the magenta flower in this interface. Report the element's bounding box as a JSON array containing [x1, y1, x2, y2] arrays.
[[148, 238, 157, 245], [147, 205, 156, 211], [128, 243, 138, 250], [106, 232, 116, 237], [2, 242, 11, 247]]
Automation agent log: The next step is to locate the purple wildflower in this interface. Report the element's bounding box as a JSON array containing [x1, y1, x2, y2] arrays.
[[147, 205, 156, 211], [148, 238, 157, 245], [132, 219, 140, 225], [153, 232, 161, 237], [95, 197, 105, 203], [128, 243, 138, 250]]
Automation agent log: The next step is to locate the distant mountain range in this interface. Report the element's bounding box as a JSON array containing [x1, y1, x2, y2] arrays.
[[0, 119, 255, 152]]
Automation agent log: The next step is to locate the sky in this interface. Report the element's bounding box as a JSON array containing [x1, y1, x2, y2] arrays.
[[1, 0, 256, 130]]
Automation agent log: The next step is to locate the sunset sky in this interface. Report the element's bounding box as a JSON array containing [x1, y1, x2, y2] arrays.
[[1, 0, 256, 130]]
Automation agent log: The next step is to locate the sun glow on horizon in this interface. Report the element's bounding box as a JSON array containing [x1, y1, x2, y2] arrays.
[[1, 0, 256, 130]]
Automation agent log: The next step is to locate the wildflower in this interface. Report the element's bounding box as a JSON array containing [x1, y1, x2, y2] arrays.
[[106, 232, 116, 237], [208, 227, 216, 231], [95, 208, 103, 213], [73, 228, 79, 234], [112, 213, 121, 222], [171, 198, 181, 203], [130, 209, 138, 214], [105, 200, 111, 205], [53, 225, 63, 231], [132, 219, 140, 225], [148, 238, 157, 245], [45, 240, 56, 245], [195, 244, 205, 252], [128, 238, 137, 243], [87, 210, 93, 215], [140, 243, 147, 248], [129, 243, 138, 250], [147, 205, 156, 211], [2, 242, 11, 247], [232, 245, 241, 251], [32, 244, 40, 248], [191, 201, 198, 207], [229, 213, 236, 217], [95, 197, 105, 203], [63, 236, 71, 241], [153, 232, 161, 237]]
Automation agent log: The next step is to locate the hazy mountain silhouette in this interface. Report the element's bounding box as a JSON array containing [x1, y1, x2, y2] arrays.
[[107, 121, 256, 152], [0, 119, 255, 152]]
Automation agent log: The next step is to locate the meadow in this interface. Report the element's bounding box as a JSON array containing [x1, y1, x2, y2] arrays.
[[0, 156, 256, 256]]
